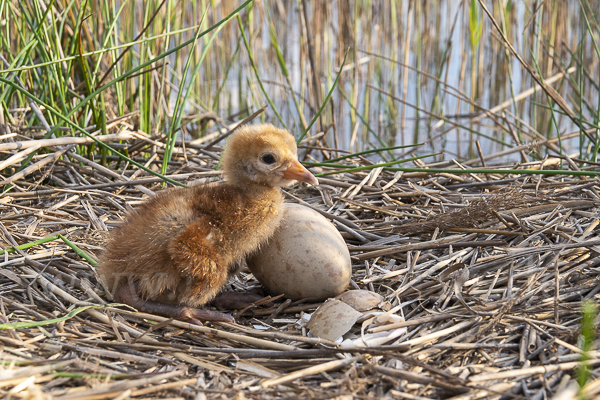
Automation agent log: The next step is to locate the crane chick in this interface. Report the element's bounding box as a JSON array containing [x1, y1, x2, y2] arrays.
[[99, 124, 318, 323]]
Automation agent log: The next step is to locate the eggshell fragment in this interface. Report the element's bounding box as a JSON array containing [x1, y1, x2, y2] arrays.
[[247, 203, 351, 301], [336, 290, 384, 312], [306, 299, 361, 341]]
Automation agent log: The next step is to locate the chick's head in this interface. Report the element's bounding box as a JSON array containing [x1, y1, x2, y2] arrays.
[[222, 124, 318, 188]]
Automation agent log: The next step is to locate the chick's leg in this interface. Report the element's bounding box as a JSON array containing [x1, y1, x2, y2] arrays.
[[211, 292, 271, 309], [210, 262, 273, 309], [118, 283, 234, 324], [161, 220, 236, 323]]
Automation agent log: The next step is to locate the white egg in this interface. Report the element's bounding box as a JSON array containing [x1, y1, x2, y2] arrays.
[[247, 203, 351, 301]]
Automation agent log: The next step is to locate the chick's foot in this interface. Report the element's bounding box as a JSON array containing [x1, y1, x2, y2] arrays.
[[211, 291, 272, 309], [118, 284, 234, 324]]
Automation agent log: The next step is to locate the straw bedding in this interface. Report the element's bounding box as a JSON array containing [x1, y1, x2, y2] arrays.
[[0, 117, 599, 399]]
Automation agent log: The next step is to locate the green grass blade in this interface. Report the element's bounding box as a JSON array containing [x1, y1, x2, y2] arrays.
[[338, 85, 394, 159], [297, 49, 349, 144], [212, 36, 242, 111], [237, 14, 288, 131], [162, 7, 210, 174], [310, 153, 439, 176], [0, 76, 185, 187], [325, 144, 421, 163], [0, 233, 61, 255], [265, 3, 307, 130], [0, 304, 104, 330], [58, 234, 97, 266], [15, 0, 253, 170], [581, 0, 600, 161]]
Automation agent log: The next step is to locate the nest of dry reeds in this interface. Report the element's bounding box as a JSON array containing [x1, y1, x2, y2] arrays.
[[0, 115, 599, 400]]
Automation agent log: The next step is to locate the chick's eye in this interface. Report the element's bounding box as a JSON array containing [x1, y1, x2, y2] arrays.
[[261, 154, 276, 164]]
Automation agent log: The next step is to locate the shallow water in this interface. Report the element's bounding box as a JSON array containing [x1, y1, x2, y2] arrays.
[[18, 0, 596, 164], [170, 0, 595, 164]]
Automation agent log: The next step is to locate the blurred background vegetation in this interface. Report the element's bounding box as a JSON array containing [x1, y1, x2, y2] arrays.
[[2, 0, 600, 169]]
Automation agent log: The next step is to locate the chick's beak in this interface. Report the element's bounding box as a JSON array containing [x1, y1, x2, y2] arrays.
[[282, 160, 319, 185]]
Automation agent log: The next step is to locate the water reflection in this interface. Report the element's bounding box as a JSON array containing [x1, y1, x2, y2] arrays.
[[132, 1, 600, 163]]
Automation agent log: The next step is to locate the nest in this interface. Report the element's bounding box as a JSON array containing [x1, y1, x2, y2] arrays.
[[0, 118, 599, 399]]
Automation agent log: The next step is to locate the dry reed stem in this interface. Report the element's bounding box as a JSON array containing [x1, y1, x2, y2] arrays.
[[0, 114, 599, 399]]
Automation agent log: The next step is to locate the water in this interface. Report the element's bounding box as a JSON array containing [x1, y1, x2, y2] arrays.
[[135, 1, 600, 163]]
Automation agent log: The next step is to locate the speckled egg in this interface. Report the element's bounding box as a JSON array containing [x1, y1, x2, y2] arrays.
[[246, 203, 351, 301]]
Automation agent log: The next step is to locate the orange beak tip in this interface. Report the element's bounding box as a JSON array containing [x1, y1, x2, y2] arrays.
[[282, 161, 319, 186]]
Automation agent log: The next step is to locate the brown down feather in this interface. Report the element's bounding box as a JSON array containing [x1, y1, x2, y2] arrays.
[[98, 124, 313, 308]]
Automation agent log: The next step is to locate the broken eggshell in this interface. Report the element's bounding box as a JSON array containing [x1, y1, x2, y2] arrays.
[[305, 297, 408, 344], [306, 299, 361, 341], [336, 290, 384, 312], [247, 203, 351, 301]]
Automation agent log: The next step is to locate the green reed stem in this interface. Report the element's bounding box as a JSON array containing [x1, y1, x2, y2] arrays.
[[237, 14, 287, 131], [297, 49, 348, 144]]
